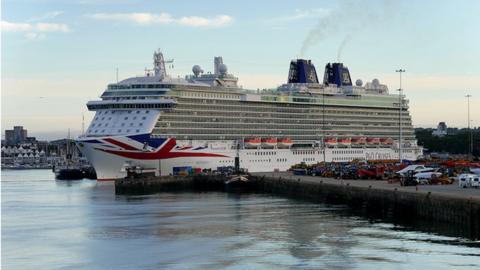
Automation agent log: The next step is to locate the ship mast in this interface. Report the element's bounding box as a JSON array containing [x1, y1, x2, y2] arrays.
[[153, 49, 173, 80]]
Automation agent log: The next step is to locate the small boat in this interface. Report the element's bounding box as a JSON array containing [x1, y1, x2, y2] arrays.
[[366, 137, 380, 145], [224, 174, 254, 192], [337, 137, 352, 147], [324, 137, 337, 147], [278, 138, 293, 148], [54, 167, 84, 180], [244, 138, 261, 148], [351, 137, 367, 145], [261, 137, 277, 148]]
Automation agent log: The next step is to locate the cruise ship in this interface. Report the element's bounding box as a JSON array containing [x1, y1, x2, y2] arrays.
[[77, 49, 423, 180]]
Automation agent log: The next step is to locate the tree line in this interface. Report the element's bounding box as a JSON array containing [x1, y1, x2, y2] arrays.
[[415, 128, 479, 158]]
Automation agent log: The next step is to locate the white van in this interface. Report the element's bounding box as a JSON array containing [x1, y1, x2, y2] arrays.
[[458, 174, 478, 188], [471, 175, 480, 188]]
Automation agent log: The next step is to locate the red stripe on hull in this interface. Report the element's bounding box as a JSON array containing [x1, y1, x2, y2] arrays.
[[103, 138, 139, 151], [95, 139, 228, 160]]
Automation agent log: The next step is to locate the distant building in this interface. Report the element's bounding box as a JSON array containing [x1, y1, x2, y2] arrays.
[[4, 126, 28, 145], [432, 122, 447, 137]]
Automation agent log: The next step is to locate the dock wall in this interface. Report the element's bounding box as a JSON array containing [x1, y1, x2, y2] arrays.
[[115, 174, 480, 239]]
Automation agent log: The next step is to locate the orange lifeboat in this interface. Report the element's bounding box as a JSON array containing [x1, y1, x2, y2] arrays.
[[367, 137, 380, 145], [380, 137, 394, 145], [261, 137, 278, 148], [324, 137, 338, 147], [278, 138, 293, 148], [352, 137, 367, 145], [244, 138, 261, 148], [337, 137, 352, 147]]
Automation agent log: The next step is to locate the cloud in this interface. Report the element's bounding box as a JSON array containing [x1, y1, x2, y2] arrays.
[[87, 12, 233, 27], [27, 11, 64, 22], [266, 8, 330, 24], [1, 20, 69, 40], [25, 32, 46, 40], [1, 20, 69, 32], [1, 21, 33, 32]]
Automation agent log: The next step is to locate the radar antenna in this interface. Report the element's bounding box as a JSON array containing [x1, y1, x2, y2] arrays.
[[153, 49, 174, 80]]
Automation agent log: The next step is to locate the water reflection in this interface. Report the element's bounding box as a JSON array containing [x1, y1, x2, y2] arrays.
[[2, 170, 480, 270]]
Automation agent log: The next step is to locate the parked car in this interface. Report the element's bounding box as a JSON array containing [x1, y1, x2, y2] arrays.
[[413, 172, 443, 185]]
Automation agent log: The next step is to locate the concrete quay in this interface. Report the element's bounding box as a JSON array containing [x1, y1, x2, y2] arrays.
[[115, 172, 480, 240]]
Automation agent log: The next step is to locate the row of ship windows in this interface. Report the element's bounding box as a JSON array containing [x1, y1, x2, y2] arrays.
[[332, 150, 365, 155], [178, 99, 408, 113], [180, 92, 239, 99], [246, 151, 277, 156], [176, 102, 408, 116], [89, 129, 141, 134], [88, 104, 171, 110], [94, 116, 147, 121], [91, 122, 144, 128], [332, 157, 362, 161], [97, 110, 150, 115], [167, 110, 411, 119], [159, 120, 413, 128], [157, 133, 417, 140], [157, 127, 415, 134], [170, 111, 411, 122], [242, 157, 313, 163], [154, 135, 417, 141], [108, 84, 175, 89], [293, 150, 317, 155]]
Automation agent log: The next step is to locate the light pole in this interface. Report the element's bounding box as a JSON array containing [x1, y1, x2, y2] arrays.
[[466, 94, 472, 159], [322, 87, 326, 163], [396, 69, 405, 163]]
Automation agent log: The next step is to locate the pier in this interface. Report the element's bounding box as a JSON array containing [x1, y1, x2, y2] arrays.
[[115, 172, 480, 239]]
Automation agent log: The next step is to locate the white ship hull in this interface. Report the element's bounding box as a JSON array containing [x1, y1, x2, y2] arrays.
[[77, 134, 421, 180]]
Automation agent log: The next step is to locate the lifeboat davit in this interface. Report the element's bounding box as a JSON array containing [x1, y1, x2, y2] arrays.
[[324, 137, 338, 147], [261, 137, 278, 148], [278, 138, 293, 148], [337, 137, 352, 147], [367, 137, 380, 145], [380, 137, 394, 145], [244, 138, 261, 148], [352, 137, 367, 145]]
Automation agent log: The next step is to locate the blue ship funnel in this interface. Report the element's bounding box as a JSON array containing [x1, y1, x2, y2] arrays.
[[287, 59, 319, 84], [323, 63, 352, 87]]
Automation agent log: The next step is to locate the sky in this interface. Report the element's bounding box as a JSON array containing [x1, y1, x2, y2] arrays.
[[1, 0, 479, 140]]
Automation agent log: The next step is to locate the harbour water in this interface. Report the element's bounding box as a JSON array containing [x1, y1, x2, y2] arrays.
[[2, 170, 479, 270]]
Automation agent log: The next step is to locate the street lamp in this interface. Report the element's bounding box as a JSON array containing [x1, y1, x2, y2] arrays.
[[396, 69, 405, 163], [322, 87, 326, 162], [465, 94, 472, 159]]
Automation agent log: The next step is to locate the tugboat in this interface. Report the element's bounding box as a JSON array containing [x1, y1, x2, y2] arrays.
[[224, 140, 254, 192], [54, 165, 84, 180], [54, 131, 85, 180]]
